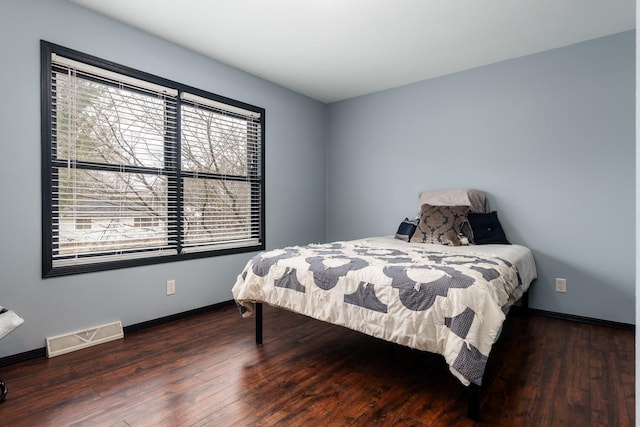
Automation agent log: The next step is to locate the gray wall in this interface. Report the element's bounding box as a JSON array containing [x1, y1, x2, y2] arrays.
[[0, 0, 326, 358], [635, 4, 639, 420], [326, 31, 635, 324]]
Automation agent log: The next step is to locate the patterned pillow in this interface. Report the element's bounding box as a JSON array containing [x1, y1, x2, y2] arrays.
[[410, 204, 470, 246]]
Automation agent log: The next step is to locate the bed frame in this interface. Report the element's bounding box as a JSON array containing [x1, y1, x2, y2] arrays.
[[251, 290, 529, 421]]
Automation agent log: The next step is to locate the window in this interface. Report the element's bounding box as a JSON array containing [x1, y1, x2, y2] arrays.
[[134, 217, 158, 228], [41, 41, 265, 277], [74, 218, 92, 230]]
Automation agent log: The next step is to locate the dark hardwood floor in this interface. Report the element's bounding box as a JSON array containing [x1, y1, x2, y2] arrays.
[[0, 304, 634, 426]]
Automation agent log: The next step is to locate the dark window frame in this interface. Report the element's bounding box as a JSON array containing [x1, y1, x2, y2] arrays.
[[41, 41, 265, 277]]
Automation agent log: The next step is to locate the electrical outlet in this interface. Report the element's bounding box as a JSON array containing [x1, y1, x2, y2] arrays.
[[555, 278, 567, 293], [166, 279, 176, 295]]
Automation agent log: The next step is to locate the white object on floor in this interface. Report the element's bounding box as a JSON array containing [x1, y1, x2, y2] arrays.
[[0, 307, 24, 340]]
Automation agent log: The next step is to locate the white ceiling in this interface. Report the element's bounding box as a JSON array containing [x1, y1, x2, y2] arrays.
[[69, 0, 635, 103]]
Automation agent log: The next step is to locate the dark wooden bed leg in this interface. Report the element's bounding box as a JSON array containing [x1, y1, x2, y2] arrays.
[[255, 303, 263, 344], [521, 290, 529, 310], [467, 383, 480, 420]]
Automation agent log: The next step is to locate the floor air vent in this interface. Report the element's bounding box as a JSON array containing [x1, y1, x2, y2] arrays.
[[46, 321, 124, 358]]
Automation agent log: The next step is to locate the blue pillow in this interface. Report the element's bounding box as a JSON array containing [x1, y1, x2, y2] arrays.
[[395, 218, 418, 241], [467, 212, 510, 245]]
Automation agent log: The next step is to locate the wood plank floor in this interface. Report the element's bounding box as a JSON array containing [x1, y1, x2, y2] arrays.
[[0, 305, 634, 426]]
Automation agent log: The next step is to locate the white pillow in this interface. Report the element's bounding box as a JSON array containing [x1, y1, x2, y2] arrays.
[[418, 189, 487, 213]]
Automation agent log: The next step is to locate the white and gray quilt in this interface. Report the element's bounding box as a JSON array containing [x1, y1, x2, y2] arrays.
[[232, 236, 536, 386]]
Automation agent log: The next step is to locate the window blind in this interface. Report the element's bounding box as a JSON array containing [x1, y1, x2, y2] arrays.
[[180, 94, 262, 252], [42, 41, 265, 276], [50, 54, 179, 267]]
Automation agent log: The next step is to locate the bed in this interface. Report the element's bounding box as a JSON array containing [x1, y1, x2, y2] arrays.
[[231, 189, 537, 419]]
